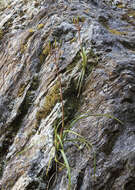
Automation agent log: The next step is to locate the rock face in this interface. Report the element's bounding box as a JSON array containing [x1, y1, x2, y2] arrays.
[[0, 0, 135, 189]]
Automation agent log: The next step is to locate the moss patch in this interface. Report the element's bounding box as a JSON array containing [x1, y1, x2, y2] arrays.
[[20, 43, 27, 54], [42, 43, 51, 57], [0, 29, 3, 40], [70, 37, 77, 44], [36, 82, 60, 122], [117, 3, 125, 8], [37, 23, 44, 30], [18, 83, 28, 97], [28, 28, 35, 33], [108, 28, 127, 35]]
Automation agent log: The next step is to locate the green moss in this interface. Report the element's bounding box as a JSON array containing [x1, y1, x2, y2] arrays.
[[45, 83, 60, 112], [108, 29, 127, 35], [36, 82, 60, 121], [28, 28, 35, 33], [18, 83, 27, 97], [70, 37, 77, 44], [20, 43, 27, 54], [0, 29, 3, 40], [117, 3, 125, 8], [37, 23, 44, 30], [39, 54, 45, 64], [42, 43, 51, 57], [39, 42, 52, 65]]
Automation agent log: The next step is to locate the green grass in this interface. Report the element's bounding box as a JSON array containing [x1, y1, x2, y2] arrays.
[[46, 35, 123, 189], [77, 47, 88, 97], [46, 117, 95, 189], [46, 111, 123, 189]]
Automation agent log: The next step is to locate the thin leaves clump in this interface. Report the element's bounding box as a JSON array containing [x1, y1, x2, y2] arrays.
[[45, 21, 123, 189], [77, 47, 88, 97]]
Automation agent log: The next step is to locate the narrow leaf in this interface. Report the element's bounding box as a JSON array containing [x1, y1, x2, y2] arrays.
[[60, 149, 71, 190]]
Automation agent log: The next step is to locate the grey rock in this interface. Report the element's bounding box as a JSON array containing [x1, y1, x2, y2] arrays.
[[0, 0, 135, 190]]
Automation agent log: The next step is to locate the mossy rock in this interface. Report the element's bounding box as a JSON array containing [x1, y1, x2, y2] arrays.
[[18, 83, 28, 97], [28, 29, 35, 33], [20, 43, 27, 54], [36, 82, 60, 122], [0, 29, 3, 40], [37, 23, 44, 30], [42, 43, 51, 57]]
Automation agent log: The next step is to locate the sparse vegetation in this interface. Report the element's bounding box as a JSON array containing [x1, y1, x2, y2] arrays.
[[0, 1, 127, 190], [36, 82, 60, 122], [18, 83, 28, 97], [77, 47, 87, 97], [45, 36, 96, 189], [46, 120, 95, 190], [45, 17, 123, 189]]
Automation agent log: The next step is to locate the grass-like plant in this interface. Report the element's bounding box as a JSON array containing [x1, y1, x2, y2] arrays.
[[46, 120, 95, 190], [73, 16, 88, 97], [77, 47, 88, 97], [46, 39, 95, 189], [46, 111, 123, 189], [46, 20, 123, 189]]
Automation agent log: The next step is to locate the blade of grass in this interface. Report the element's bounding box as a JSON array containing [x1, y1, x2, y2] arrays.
[[55, 156, 65, 167], [60, 149, 71, 190], [80, 47, 87, 68], [65, 138, 91, 150], [77, 69, 85, 97], [64, 130, 93, 150], [70, 113, 123, 128], [57, 134, 64, 149]]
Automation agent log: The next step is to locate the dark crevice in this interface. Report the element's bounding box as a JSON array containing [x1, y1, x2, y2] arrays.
[[124, 178, 135, 190], [25, 181, 39, 190], [121, 97, 133, 104], [75, 168, 86, 190], [45, 161, 57, 190]]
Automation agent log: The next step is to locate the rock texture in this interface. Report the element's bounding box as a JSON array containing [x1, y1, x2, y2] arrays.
[[0, 0, 135, 189]]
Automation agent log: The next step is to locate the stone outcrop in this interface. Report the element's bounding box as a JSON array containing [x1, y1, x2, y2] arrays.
[[0, 0, 135, 189]]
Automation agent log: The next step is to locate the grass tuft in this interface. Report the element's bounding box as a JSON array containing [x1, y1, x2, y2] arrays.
[[77, 47, 88, 97]]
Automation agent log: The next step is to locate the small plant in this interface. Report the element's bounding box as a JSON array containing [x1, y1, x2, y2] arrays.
[[73, 16, 88, 96], [77, 47, 88, 97], [46, 120, 95, 190], [47, 111, 123, 189], [45, 40, 94, 189], [45, 19, 123, 190]]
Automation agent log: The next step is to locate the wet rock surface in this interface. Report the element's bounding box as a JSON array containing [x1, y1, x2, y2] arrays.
[[0, 0, 135, 189]]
